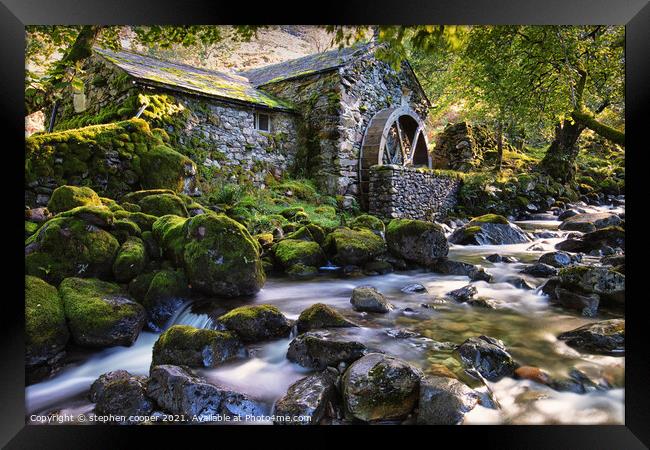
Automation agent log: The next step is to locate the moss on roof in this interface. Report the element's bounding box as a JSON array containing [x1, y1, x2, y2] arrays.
[[94, 47, 294, 111], [239, 43, 371, 87]]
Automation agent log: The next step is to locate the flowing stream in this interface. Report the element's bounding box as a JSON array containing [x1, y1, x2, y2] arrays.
[[26, 203, 625, 425]]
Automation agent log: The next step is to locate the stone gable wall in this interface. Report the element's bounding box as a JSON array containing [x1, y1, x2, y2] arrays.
[[260, 51, 430, 198], [368, 165, 460, 221]]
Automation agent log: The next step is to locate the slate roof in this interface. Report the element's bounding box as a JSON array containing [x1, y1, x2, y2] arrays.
[[239, 43, 371, 87], [94, 47, 295, 111]]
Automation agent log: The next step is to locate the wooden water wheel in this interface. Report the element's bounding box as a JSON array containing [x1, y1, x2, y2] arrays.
[[358, 106, 431, 209]]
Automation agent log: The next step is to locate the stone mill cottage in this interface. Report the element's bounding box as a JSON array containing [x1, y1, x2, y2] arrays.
[[31, 42, 462, 220]]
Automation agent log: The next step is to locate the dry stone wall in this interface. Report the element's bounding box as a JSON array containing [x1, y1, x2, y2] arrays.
[[368, 165, 460, 221]]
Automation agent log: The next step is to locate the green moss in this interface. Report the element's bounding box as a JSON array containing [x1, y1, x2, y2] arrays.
[[143, 269, 188, 310], [324, 227, 387, 266], [279, 206, 306, 220], [25, 221, 40, 239], [273, 239, 325, 269], [122, 189, 178, 204], [469, 214, 509, 225], [47, 185, 102, 213], [138, 193, 189, 217], [151, 215, 188, 266], [218, 304, 281, 322], [140, 144, 195, 192], [100, 197, 125, 212], [305, 223, 326, 245], [121, 202, 141, 212], [111, 219, 142, 243], [182, 214, 265, 297], [113, 237, 147, 283], [296, 303, 352, 330], [59, 277, 144, 346], [25, 275, 69, 355], [113, 210, 158, 232], [151, 324, 240, 367], [128, 271, 158, 303], [56, 205, 115, 227], [350, 214, 386, 234], [283, 226, 314, 242], [25, 217, 120, 285]]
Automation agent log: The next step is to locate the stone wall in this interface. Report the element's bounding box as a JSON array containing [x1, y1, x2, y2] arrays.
[[261, 49, 430, 198], [368, 165, 460, 221]]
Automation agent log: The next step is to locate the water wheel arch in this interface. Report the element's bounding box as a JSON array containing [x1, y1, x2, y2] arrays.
[[358, 106, 431, 209]]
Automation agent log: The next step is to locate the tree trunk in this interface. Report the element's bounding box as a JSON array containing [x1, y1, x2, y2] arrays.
[[539, 118, 585, 182], [572, 110, 625, 146]]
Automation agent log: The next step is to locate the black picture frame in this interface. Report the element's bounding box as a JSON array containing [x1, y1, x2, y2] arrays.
[[2, 0, 648, 447]]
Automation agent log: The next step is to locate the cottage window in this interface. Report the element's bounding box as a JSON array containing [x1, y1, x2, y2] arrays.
[[254, 112, 271, 132]]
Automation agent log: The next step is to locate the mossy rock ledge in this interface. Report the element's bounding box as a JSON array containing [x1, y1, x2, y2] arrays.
[[47, 185, 103, 214], [295, 303, 358, 332], [182, 214, 265, 297], [385, 219, 448, 266], [112, 237, 147, 283], [59, 277, 146, 347], [25, 276, 69, 379], [152, 324, 245, 368]]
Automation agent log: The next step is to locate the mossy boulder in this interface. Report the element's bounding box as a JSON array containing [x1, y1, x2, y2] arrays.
[[25, 221, 39, 239], [273, 239, 325, 269], [113, 210, 158, 232], [56, 205, 115, 228], [138, 193, 189, 217], [559, 212, 621, 233], [217, 304, 291, 343], [142, 269, 189, 331], [350, 214, 385, 235], [92, 371, 153, 421], [152, 214, 188, 266], [112, 237, 147, 283], [286, 263, 319, 280], [273, 370, 339, 425], [25, 276, 69, 374], [350, 285, 394, 313], [183, 214, 265, 297], [283, 226, 314, 242], [140, 144, 196, 193], [59, 277, 146, 347], [558, 265, 625, 304], [47, 185, 102, 214], [25, 217, 120, 285], [324, 227, 386, 266], [280, 206, 305, 220], [152, 325, 245, 368], [468, 214, 509, 225], [342, 353, 421, 422], [122, 189, 177, 204], [111, 218, 142, 243], [295, 303, 358, 333], [305, 223, 326, 245], [385, 219, 448, 266]]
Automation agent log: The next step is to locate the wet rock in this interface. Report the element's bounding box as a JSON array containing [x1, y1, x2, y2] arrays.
[[273, 369, 339, 425], [520, 263, 558, 278], [559, 212, 621, 233], [526, 244, 545, 252], [557, 319, 624, 356], [401, 283, 428, 294], [538, 251, 572, 268], [385, 219, 448, 265], [431, 258, 492, 282], [216, 304, 291, 343], [454, 336, 517, 381], [551, 287, 600, 317], [513, 366, 551, 385], [485, 253, 503, 263], [558, 209, 579, 221], [152, 325, 246, 368], [446, 284, 477, 302], [93, 371, 153, 421], [466, 297, 497, 309], [416, 376, 479, 425], [141, 269, 189, 331], [504, 276, 535, 290], [556, 227, 625, 254], [547, 369, 610, 394], [147, 365, 265, 420], [350, 285, 393, 313], [340, 265, 364, 278], [286, 332, 368, 370], [558, 266, 625, 305], [362, 260, 394, 275], [342, 353, 421, 422], [385, 328, 420, 339], [295, 303, 358, 333], [601, 254, 625, 267], [449, 215, 531, 245]]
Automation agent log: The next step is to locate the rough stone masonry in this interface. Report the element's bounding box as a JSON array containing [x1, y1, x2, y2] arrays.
[[368, 165, 461, 221]]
